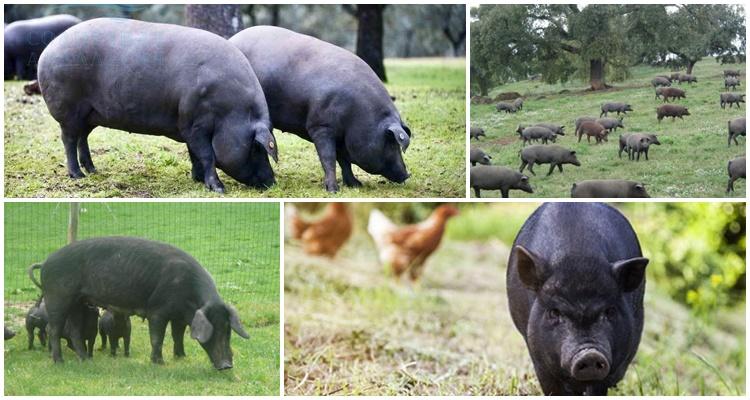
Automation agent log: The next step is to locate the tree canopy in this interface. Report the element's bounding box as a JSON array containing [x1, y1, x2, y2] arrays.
[[471, 4, 745, 94]]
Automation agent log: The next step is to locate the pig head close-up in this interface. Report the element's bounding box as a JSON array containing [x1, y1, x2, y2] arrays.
[[506, 203, 648, 395]]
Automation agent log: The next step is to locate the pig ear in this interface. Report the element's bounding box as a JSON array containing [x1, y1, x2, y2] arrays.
[[190, 309, 213, 344], [255, 128, 278, 163], [388, 126, 410, 152], [513, 245, 545, 291], [612, 257, 649, 292], [226, 304, 250, 339], [570, 151, 576, 156], [635, 184, 645, 192]]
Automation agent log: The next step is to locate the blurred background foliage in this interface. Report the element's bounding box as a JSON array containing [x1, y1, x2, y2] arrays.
[[294, 202, 746, 316], [3, 4, 465, 58]]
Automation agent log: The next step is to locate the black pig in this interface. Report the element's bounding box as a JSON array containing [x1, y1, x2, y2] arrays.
[[230, 26, 410, 192], [507, 203, 648, 395], [25, 297, 48, 349], [30, 237, 249, 369], [38, 18, 277, 193], [99, 309, 132, 357]]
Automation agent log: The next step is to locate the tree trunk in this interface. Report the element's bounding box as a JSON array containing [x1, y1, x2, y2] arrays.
[[270, 5, 280, 26], [355, 5, 387, 82], [185, 4, 243, 39], [589, 58, 610, 90], [443, 26, 465, 57], [403, 29, 414, 58], [686, 59, 697, 75]]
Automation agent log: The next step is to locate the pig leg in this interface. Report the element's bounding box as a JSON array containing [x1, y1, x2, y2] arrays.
[[727, 177, 735, 193], [100, 328, 107, 350], [309, 131, 339, 192], [171, 320, 187, 358], [644, 148, 649, 160], [557, 164, 563, 173], [546, 164, 556, 176], [500, 188, 509, 198], [47, 317, 66, 363], [77, 132, 97, 174], [27, 325, 34, 349], [473, 187, 481, 198], [526, 162, 536, 176], [336, 148, 362, 187], [109, 335, 118, 356], [184, 137, 225, 193], [148, 317, 168, 364], [124, 330, 131, 357], [61, 122, 90, 179], [187, 148, 205, 183]]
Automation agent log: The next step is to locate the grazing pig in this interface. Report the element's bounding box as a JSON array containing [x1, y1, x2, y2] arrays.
[[727, 157, 745, 193], [470, 147, 492, 166], [99, 309, 132, 357], [470, 126, 486, 140], [578, 121, 609, 144], [720, 93, 745, 109], [600, 102, 633, 118], [519, 145, 581, 176], [623, 134, 661, 161], [596, 117, 624, 132], [25, 298, 48, 349], [506, 203, 648, 395], [496, 102, 518, 113], [669, 72, 681, 82], [575, 117, 596, 137], [38, 18, 277, 194], [230, 26, 410, 192], [4, 14, 81, 80], [651, 76, 671, 87], [23, 80, 41, 95], [678, 74, 697, 84], [725, 77, 741, 91], [4, 327, 15, 340], [656, 104, 690, 122], [31, 237, 249, 368], [513, 97, 524, 111], [724, 70, 741, 78], [571, 180, 650, 198], [728, 118, 746, 146], [520, 126, 557, 146], [517, 124, 565, 137], [470, 165, 533, 198], [654, 87, 666, 101], [658, 87, 686, 102]]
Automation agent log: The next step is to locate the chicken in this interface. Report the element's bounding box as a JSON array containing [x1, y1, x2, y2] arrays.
[[367, 205, 459, 281], [287, 203, 353, 257]]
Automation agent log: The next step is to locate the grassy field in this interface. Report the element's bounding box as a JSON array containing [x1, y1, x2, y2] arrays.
[[470, 58, 746, 198], [4, 203, 280, 395], [284, 203, 745, 395], [4, 58, 465, 198]]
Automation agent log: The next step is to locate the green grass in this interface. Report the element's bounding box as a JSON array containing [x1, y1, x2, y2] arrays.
[[4, 203, 280, 395], [470, 58, 746, 198], [4, 58, 465, 198], [284, 203, 745, 395]]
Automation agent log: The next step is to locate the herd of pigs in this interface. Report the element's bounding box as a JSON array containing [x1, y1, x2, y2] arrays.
[[4, 15, 411, 194], [5, 237, 248, 370], [470, 71, 746, 198]]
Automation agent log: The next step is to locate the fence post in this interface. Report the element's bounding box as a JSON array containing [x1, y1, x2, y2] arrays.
[[68, 202, 80, 243]]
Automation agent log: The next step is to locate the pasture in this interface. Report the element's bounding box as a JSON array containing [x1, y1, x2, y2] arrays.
[[470, 58, 746, 198], [3, 58, 465, 198], [284, 203, 745, 395], [3, 203, 280, 395]]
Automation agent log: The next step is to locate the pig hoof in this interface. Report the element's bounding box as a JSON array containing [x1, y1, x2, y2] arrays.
[[324, 182, 339, 193], [205, 182, 225, 194], [343, 177, 362, 187], [68, 171, 86, 179]]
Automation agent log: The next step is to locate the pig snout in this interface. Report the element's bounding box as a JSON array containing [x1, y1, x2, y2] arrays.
[[216, 360, 233, 370], [570, 348, 611, 382]]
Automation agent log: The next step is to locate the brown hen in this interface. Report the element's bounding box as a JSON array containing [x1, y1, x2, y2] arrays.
[[287, 203, 353, 257], [367, 205, 458, 281]]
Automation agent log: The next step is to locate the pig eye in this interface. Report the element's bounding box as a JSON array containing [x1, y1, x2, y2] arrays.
[[546, 308, 561, 322], [602, 307, 617, 321]]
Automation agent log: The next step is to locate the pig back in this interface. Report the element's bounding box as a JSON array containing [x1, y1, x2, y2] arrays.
[[40, 237, 217, 313]]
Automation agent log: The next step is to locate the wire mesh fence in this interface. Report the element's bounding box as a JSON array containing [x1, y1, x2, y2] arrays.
[[4, 202, 280, 311]]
